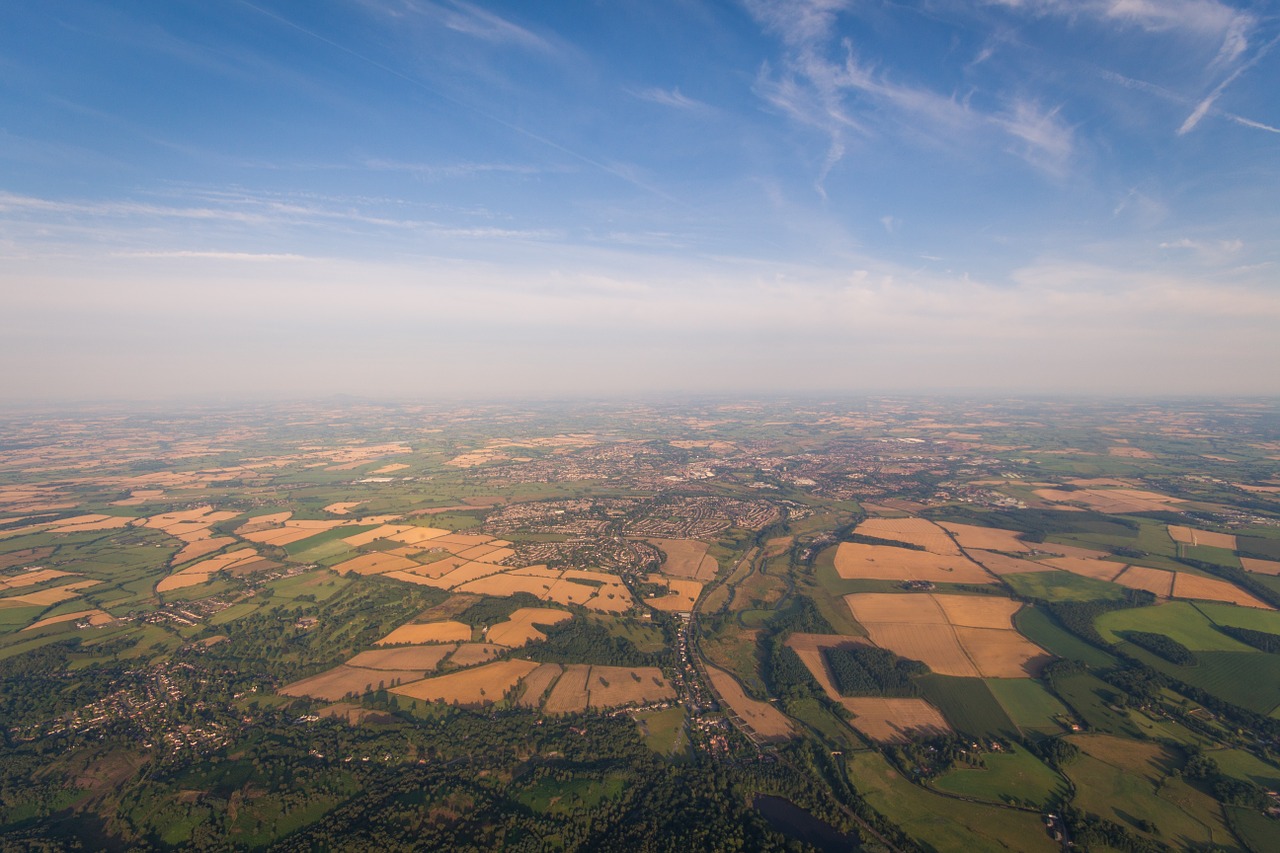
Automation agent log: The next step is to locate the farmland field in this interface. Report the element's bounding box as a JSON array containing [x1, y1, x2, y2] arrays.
[[833, 542, 994, 584], [1001, 569, 1126, 601], [931, 746, 1067, 808], [985, 678, 1071, 734], [917, 675, 1018, 739]]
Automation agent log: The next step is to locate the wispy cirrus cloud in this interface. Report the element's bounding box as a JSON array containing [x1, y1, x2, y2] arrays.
[[357, 0, 556, 54], [631, 87, 712, 113], [748, 2, 1073, 188]]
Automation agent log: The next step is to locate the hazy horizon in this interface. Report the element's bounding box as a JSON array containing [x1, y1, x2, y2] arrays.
[[3, 1, 1278, 400]]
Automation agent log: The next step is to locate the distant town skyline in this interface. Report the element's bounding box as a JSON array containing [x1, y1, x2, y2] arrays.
[[2, 0, 1278, 400]]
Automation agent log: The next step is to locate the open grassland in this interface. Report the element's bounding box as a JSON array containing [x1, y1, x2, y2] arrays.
[[1014, 605, 1118, 668], [1096, 602, 1258, 650], [1002, 569, 1126, 602], [931, 746, 1068, 809], [391, 658, 540, 707], [985, 678, 1071, 734], [1126, 647, 1280, 715], [705, 664, 794, 741], [635, 706, 689, 756], [846, 750, 1058, 853], [1065, 734, 1241, 851], [917, 675, 1019, 739], [846, 593, 1049, 678], [833, 542, 994, 584], [854, 517, 960, 554], [841, 697, 950, 743], [1049, 671, 1143, 738], [1193, 601, 1280, 632]]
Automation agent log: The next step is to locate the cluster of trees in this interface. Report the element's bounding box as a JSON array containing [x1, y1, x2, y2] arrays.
[[1122, 631, 1197, 666], [759, 596, 834, 705], [1044, 589, 1156, 647], [822, 643, 927, 697], [1181, 750, 1274, 811], [1215, 624, 1280, 653], [523, 619, 664, 668], [1060, 805, 1172, 853]]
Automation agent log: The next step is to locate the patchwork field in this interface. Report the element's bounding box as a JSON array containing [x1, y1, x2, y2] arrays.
[[840, 697, 950, 743], [845, 593, 1049, 678], [1172, 573, 1271, 609], [644, 574, 702, 612], [854, 518, 960, 555], [1033, 487, 1184, 514], [705, 664, 794, 741], [538, 664, 675, 712], [281, 665, 429, 702], [391, 659, 540, 707], [832, 542, 994, 584], [648, 538, 718, 580], [516, 663, 563, 708], [375, 621, 473, 645], [346, 645, 457, 671], [485, 607, 572, 646], [1241, 557, 1280, 575], [1169, 525, 1238, 550], [938, 522, 1031, 553]]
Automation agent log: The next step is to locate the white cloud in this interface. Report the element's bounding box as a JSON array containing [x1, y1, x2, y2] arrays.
[[632, 87, 712, 113]]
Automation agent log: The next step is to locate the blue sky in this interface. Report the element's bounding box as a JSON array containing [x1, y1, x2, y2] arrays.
[[2, 0, 1277, 400]]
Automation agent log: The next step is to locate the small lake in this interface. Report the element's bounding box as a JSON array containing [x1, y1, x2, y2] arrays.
[[753, 795, 859, 852]]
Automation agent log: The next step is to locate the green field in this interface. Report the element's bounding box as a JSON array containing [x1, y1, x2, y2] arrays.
[[1002, 569, 1126, 602], [1226, 805, 1280, 853], [1123, 647, 1280, 715], [1064, 734, 1243, 851], [1193, 602, 1280, 634], [636, 706, 689, 756], [985, 678, 1071, 734], [846, 750, 1059, 852], [1096, 602, 1258, 651], [917, 675, 1018, 739], [931, 745, 1068, 808], [1048, 671, 1143, 738], [1210, 748, 1280, 790], [1014, 605, 1117, 668]]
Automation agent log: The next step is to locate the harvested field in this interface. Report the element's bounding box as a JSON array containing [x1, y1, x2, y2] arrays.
[[455, 543, 504, 561], [391, 659, 539, 707], [968, 551, 1054, 575], [934, 595, 1022, 629], [842, 697, 951, 743], [516, 663, 563, 708], [1109, 446, 1155, 458], [382, 571, 444, 587], [323, 502, 363, 515], [586, 666, 675, 709], [648, 538, 718, 580], [347, 645, 456, 671], [371, 463, 410, 474], [704, 665, 793, 740], [544, 578, 597, 607], [644, 574, 702, 612], [446, 642, 506, 668], [1242, 557, 1280, 575], [456, 573, 554, 598], [432, 534, 495, 548], [387, 526, 450, 545], [173, 537, 236, 565], [432, 561, 508, 589], [846, 593, 1047, 678], [332, 552, 421, 576], [282, 665, 427, 702], [376, 621, 473, 645], [0, 548, 55, 572], [1112, 566, 1174, 597], [486, 607, 572, 646], [1033, 488, 1183, 514], [341, 525, 413, 548], [1038, 543, 1113, 560], [1039, 556, 1125, 582], [1172, 574, 1272, 609], [7, 584, 87, 606], [0, 568, 74, 589], [939, 523, 1031, 553], [1168, 526, 1237, 550], [49, 516, 136, 533], [832, 543, 993, 584], [855, 518, 960, 555], [543, 664, 592, 713], [156, 574, 211, 592], [21, 609, 114, 632]]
